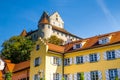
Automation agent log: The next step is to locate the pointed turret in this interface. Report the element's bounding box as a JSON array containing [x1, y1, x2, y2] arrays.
[[38, 11, 49, 25], [20, 29, 27, 37]]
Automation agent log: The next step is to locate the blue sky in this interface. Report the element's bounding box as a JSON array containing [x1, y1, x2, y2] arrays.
[[0, 0, 120, 50]]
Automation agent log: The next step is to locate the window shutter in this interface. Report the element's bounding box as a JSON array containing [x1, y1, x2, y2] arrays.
[[99, 40, 102, 44], [33, 75, 35, 80], [87, 72, 91, 80], [69, 74, 73, 80], [70, 58, 73, 65], [50, 73, 53, 80], [106, 38, 109, 43], [74, 73, 77, 80], [84, 72, 88, 80], [97, 53, 100, 61], [98, 71, 102, 80], [103, 52, 107, 60], [117, 68, 120, 79], [105, 70, 109, 80], [86, 55, 90, 62], [83, 56, 86, 63], [51, 57, 54, 65], [115, 50, 120, 58], [59, 74, 62, 80], [73, 45, 76, 49], [74, 57, 76, 64], [59, 58, 62, 66]]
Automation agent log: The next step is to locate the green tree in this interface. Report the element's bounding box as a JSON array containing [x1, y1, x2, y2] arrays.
[[5, 72, 12, 80], [1, 36, 34, 63], [47, 36, 64, 45]]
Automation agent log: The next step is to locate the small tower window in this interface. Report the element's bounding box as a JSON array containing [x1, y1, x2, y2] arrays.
[[48, 26, 50, 29], [56, 18, 58, 21]]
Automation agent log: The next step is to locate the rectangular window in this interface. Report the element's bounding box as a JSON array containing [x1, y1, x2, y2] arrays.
[[53, 73, 59, 80], [34, 57, 40, 67], [76, 44, 81, 48], [36, 45, 40, 50], [64, 58, 70, 66], [76, 56, 83, 64], [53, 57, 59, 65], [89, 54, 97, 62], [109, 69, 118, 80], [99, 37, 109, 44], [64, 74, 69, 80], [90, 71, 99, 80], [106, 50, 116, 60], [34, 74, 39, 80]]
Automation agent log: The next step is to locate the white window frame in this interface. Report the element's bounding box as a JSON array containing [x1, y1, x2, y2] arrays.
[[99, 37, 109, 44], [76, 56, 84, 64], [64, 58, 72, 66], [106, 50, 116, 60], [53, 73, 59, 80], [34, 57, 40, 67], [90, 71, 99, 80], [89, 54, 98, 62]]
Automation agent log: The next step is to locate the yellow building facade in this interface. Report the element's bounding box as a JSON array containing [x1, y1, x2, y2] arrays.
[[30, 38, 64, 80], [30, 31, 120, 80]]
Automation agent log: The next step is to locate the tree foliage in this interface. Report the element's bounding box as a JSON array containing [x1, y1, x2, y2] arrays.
[[1, 36, 34, 63], [5, 72, 12, 80], [47, 35, 64, 45]]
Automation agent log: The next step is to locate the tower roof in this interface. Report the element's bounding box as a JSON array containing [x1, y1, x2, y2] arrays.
[[39, 11, 49, 24], [20, 29, 27, 37]]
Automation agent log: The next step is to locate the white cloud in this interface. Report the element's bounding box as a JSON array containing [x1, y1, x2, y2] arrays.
[[97, 0, 119, 28]]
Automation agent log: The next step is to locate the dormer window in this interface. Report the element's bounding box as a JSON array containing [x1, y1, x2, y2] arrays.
[[99, 37, 109, 44], [73, 43, 82, 49]]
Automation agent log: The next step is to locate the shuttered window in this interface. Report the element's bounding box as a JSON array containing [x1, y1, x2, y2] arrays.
[[109, 69, 118, 80], [106, 50, 116, 60], [89, 53, 100, 62], [64, 58, 72, 66], [51, 57, 62, 66], [90, 71, 99, 80], [76, 56, 84, 64]]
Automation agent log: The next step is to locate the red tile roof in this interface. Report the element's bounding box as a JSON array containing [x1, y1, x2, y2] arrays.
[[52, 25, 81, 39], [47, 43, 65, 53], [13, 60, 30, 72], [64, 31, 120, 52], [4, 60, 30, 73]]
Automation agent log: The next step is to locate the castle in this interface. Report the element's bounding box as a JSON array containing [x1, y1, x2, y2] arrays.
[[20, 11, 81, 43]]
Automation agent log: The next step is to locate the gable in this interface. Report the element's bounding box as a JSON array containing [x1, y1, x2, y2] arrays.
[[49, 12, 64, 28]]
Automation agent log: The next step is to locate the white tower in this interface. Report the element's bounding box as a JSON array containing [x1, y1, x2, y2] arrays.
[[38, 12, 52, 39]]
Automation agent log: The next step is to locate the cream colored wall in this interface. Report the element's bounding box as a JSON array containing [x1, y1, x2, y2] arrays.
[[45, 51, 63, 80], [64, 44, 120, 80], [50, 12, 64, 28], [30, 38, 48, 80], [51, 30, 79, 43]]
